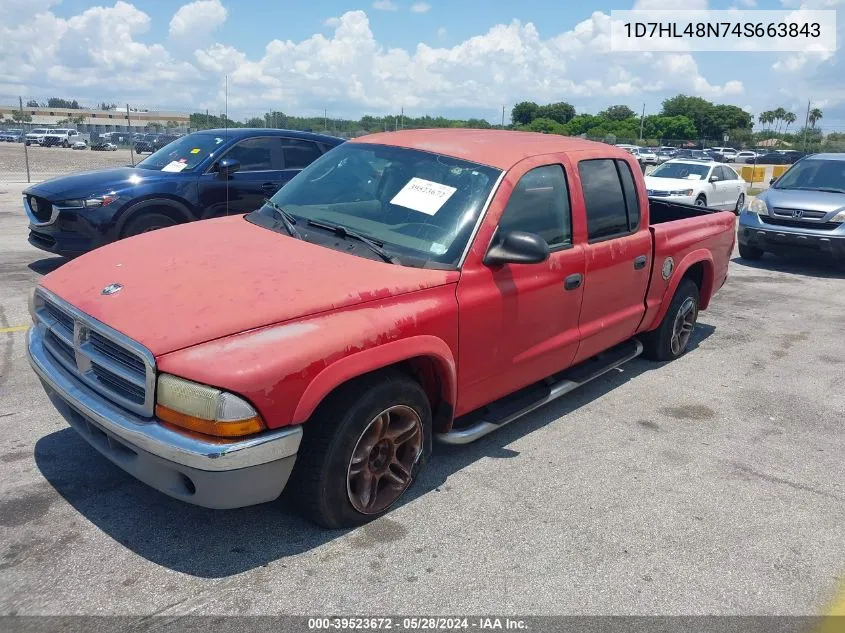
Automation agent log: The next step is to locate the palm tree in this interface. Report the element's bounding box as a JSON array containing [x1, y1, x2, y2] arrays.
[[783, 112, 796, 134], [809, 107, 823, 128], [758, 112, 768, 130], [773, 107, 787, 135]]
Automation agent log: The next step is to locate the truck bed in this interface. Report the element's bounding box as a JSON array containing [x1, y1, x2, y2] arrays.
[[649, 198, 721, 224]]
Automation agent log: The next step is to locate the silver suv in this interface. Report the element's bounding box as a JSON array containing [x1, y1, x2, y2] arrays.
[[738, 153, 845, 260]]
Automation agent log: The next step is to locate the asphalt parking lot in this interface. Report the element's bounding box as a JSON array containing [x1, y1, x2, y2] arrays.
[[0, 180, 843, 616]]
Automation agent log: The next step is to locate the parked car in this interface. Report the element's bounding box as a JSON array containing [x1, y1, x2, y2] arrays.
[[645, 159, 749, 213], [134, 134, 178, 154], [0, 129, 24, 142], [739, 153, 845, 260], [90, 140, 118, 151], [755, 152, 793, 165], [71, 140, 87, 150], [42, 129, 84, 148], [656, 147, 676, 163], [710, 147, 739, 161], [735, 151, 760, 164], [674, 149, 711, 161], [23, 128, 344, 256], [703, 149, 728, 163], [25, 129, 50, 146], [25, 130, 736, 527], [629, 146, 659, 165]]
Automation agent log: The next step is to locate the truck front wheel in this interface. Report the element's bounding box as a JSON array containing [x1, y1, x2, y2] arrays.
[[641, 279, 700, 361], [291, 371, 432, 528]]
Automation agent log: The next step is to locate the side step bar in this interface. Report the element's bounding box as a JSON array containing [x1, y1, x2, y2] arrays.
[[435, 339, 643, 445]]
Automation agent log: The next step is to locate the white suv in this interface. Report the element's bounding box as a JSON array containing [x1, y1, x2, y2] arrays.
[[24, 129, 49, 146], [43, 129, 83, 148]]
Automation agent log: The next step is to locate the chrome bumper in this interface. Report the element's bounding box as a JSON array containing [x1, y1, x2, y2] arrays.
[[27, 325, 302, 472]]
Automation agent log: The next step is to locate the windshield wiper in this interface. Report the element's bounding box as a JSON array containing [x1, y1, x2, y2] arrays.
[[262, 199, 302, 239], [307, 219, 400, 264]]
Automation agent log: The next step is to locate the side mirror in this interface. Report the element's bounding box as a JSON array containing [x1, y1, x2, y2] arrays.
[[217, 158, 240, 178], [769, 177, 777, 185], [484, 230, 550, 266], [709, 175, 720, 183]]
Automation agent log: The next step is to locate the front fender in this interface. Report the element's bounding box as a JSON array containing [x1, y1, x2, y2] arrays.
[[291, 335, 456, 425]]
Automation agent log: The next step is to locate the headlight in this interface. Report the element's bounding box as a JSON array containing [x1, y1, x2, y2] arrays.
[[669, 189, 694, 196], [155, 374, 266, 438], [59, 194, 117, 208], [746, 198, 768, 215], [832, 210, 845, 223]]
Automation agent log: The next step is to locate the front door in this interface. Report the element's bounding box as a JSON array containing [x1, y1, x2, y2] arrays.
[[198, 136, 285, 218], [456, 163, 586, 416], [573, 158, 650, 363]]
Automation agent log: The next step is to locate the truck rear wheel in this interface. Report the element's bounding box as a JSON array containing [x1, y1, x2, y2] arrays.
[[641, 279, 699, 362], [291, 371, 432, 529]]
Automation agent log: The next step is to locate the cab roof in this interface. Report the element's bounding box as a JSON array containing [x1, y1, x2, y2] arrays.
[[352, 129, 629, 170]]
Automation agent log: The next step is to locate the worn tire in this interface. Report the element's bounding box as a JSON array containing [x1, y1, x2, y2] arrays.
[[641, 278, 700, 362], [694, 195, 707, 207], [121, 212, 178, 238], [290, 370, 432, 529], [738, 243, 764, 261]]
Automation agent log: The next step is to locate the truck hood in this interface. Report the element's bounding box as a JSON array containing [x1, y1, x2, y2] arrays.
[[644, 176, 705, 191], [40, 216, 457, 357], [24, 167, 192, 201], [760, 188, 845, 214]]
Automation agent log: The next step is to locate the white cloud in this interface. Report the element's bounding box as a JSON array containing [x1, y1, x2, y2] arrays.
[[372, 0, 398, 10], [437, 27, 447, 37], [633, 0, 708, 8], [411, 2, 432, 13], [169, 0, 227, 38]]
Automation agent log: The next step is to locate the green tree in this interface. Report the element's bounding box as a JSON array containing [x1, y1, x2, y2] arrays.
[[783, 111, 796, 134], [511, 101, 540, 125], [711, 104, 752, 138], [809, 108, 823, 128], [535, 102, 575, 125], [47, 97, 80, 109], [245, 117, 266, 127], [526, 117, 564, 134], [598, 105, 636, 121], [11, 110, 32, 123], [26, 99, 39, 108], [660, 94, 714, 135]]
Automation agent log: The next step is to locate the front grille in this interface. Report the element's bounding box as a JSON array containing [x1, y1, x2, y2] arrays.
[[34, 291, 155, 417], [760, 216, 841, 231], [28, 196, 53, 222], [772, 208, 827, 220]]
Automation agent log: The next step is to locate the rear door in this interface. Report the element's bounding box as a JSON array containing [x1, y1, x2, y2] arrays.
[[719, 165, 744, 209], [572, 157, 650, 363], [197, 136, 284, 217]]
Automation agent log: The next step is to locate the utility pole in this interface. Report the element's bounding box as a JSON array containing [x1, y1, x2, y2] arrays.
[[639, 103, 645, 142], [20, 97, 30, 183], [501, 105, 505, 129], [324, 109, 328, 132], [400, 106, 404, 130], [126, 104, 135, 166], [802, 98, 811, 152], [206, 108, 209, 129]]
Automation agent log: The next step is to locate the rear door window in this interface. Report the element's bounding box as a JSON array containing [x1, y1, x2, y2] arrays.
[[579, 159, 633, 241]]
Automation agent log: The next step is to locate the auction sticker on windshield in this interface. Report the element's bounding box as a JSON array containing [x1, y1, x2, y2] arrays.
[[161, 161, 188, 173], [391, 177, 457, 216]]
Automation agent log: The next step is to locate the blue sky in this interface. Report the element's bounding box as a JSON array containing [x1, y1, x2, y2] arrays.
[[2, 0, 843, 128]]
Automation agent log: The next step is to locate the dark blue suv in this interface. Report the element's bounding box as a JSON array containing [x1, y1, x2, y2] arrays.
[[23, 128, 344, 256]]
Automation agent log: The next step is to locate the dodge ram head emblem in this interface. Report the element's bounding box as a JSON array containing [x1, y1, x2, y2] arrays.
[[101, 283, 123, 296]]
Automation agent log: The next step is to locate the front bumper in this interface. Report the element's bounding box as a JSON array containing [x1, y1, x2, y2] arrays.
[[27, 326, 302, 509], [24, 195, 116, 256], [738, 212, 845, 256]]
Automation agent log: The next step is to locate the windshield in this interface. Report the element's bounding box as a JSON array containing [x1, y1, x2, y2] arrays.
[[136, 133, 225, 172], [649, 162, 710, 180], [246, 143, 501, 267], [774, 159, 845, 192]]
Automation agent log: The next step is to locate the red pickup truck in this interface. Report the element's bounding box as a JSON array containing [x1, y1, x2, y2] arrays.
[[27, 130, 735, 528]]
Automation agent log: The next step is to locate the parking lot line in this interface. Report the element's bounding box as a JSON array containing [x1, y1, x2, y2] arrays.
[[0, 325, 28, 333]]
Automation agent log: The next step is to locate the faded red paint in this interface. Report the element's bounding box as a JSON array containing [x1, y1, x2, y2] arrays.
[[39, 131, 734, 434]]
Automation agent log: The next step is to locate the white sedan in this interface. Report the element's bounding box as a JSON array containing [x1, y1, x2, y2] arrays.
[[644, 159, 748, 214]]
